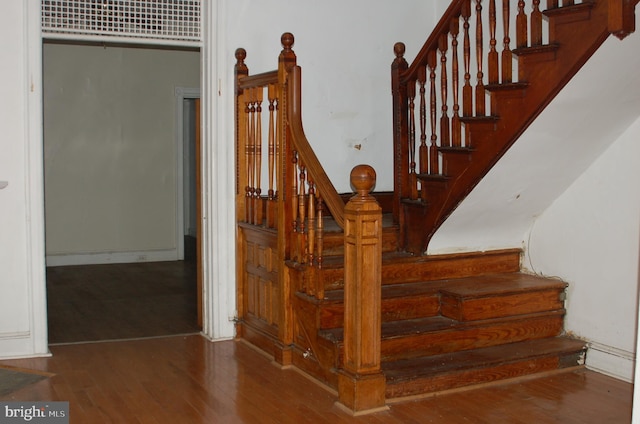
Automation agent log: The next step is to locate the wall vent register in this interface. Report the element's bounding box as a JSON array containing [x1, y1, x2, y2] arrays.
[[42, 0, 201, 47]]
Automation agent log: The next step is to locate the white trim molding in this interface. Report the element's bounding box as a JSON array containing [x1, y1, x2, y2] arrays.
[[586, 341, 636, 383], [200, 0, 236, 340], [46, 249, 179, 267]]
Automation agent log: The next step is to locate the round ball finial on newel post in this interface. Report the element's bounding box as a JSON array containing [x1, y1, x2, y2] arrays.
[[279, 32, 296, 71], [393, 42, 406, 61], [350, 164, 376, 200], [235, 47, 248, 75], [281, 32, 295, 52]]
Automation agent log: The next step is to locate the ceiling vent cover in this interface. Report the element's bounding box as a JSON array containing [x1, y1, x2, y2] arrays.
[[42, 1, 201, 46]]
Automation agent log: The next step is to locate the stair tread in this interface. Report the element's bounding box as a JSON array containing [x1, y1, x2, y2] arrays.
[[383, 337, 586, 381], [439, 273, 567, 298], [322, 272, 564, 302], [320, 309, 565, 342]]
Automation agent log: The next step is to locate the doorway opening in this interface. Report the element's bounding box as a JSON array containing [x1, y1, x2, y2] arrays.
[[43, 40, 202, 344]]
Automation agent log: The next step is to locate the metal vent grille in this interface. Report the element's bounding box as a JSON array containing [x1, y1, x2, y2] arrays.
[[42, 1, 201, 46]]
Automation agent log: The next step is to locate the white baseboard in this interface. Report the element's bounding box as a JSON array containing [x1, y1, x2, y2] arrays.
[[586, 341, 635, 383], [46, 249, 179, 267], [0, 331, 51, 359]]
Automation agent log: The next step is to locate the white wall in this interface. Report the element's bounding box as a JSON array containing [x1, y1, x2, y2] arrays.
[[43, 44, 200, 266], [0, 0, 48, 358], [524, 116, 640, 381], [225, 0, 437, 193]]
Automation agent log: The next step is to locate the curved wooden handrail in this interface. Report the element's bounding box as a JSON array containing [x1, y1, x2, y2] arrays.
[[287, 65, 346, 229]]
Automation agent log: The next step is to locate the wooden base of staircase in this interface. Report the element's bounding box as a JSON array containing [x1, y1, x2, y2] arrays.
[[289, 261, 587, 400], [238, 245, 587, 401]]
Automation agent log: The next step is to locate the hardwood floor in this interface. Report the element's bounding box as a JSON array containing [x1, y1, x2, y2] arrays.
[[0, 335, 632, 423], [46, 260, 199, 344]]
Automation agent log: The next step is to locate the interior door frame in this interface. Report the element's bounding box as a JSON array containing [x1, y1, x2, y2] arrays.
[[175, 87, 201, 261]]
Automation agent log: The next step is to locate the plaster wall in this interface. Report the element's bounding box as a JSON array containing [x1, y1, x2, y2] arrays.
[[43, 44, 200, 265], [525, 116, 640, 381]]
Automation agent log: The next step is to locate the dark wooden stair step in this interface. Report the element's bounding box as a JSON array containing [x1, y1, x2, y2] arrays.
[[320, 309, 566, 362], [440, 273, 567, 321], [310, 272, 565, 328], [383, 337, 587, 398]]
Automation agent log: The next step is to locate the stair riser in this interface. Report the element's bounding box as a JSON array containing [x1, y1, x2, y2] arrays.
[[318, 294, 441, 329], [441, 289, 565, 321], [386, 354, 583, 399], [380, 314, 565, 362], [318, 249, 521, 291]]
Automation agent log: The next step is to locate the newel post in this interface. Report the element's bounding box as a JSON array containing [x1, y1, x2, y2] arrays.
[[337, 165, 388, 415]]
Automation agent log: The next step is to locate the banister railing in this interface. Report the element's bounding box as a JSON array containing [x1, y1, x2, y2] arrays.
[[287, 66, 346, 229], [391, 0, 590, 251], [235, 33, 385, 412]]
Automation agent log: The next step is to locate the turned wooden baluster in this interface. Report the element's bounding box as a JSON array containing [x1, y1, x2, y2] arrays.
[[418, 66, 428, 174], [547, 0, 559, 7], [517, 0, 528, 48], [298, 161, 308, 263], [531, 0, 543, 46], [428, 50, 439, 175], [563, 0, 574, 6], [307, 177, 316, 268], [245, 91, 255, 223], [450, 17, 462, 147], [337, 164, 386, 414], [266, 83, 277, 228], [475, 0, 486, 116], [291, 151, 299, 234], [502, 0, 513, 83], [488, 0, 499, 85], [254, 87, 264, 226], [462, 1, 473, 117], [316, 197, 324, 271], [439, 33, 451, 147], [408, 79, 418, 199]]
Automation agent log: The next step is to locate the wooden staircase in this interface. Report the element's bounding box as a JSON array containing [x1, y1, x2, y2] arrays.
[[393, 0, 638, 254], [234, 0, 637, 415], [290, 230, 586, 401]]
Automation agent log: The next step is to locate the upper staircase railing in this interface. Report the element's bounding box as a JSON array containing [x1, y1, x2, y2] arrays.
[[391, 0, 637, 254]]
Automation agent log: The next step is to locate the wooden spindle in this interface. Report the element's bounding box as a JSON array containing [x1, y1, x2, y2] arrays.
[[418, 67, 428, 174], [502, 0, 513, 83], [563, 0, 574, 6], [475, 0, 486, 116], [450, 17, 462, 147], [291, 151, 299, 234], [245, 94, 255, 223], [517, 0, 528, 49], [462, 1, 473, 117], [298, 163, 307, 237], [408, 81, 418, 200], [316, 197, 324, 271], [266, 84, 277, 228], [428, 51, 439, 175], [254, 88, 264, 226], [488, 0, 499, 84], [307, 179, 316, 267], [547, 0, 559, 8], [531, 0, 543, 46], [439, 33, 450, 147]]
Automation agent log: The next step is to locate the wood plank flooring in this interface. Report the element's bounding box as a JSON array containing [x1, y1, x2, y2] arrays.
[[46, 260, 199, 344], [0, 335, 632, 423]]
